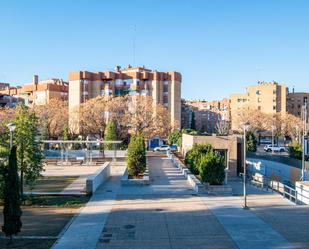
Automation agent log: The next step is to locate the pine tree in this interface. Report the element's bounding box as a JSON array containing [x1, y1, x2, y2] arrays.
[[127, 133, 146, 176], [246, 131, 257, 152], [104, 121, 118, 150], [14, 105, 43, 197], [2, 145, 22, 241], [190, 111, 196, 130]]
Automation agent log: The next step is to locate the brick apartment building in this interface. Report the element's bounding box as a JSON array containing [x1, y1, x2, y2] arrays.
[[68, 66, 181, 134], [181, 98, 230, 133], [230, 81, 287, 131], [0, 75, 68, 106], [287, 91, 309, 119]]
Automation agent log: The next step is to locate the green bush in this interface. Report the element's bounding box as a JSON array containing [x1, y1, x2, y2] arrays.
[[127, 133, 146, 177], [288, 141, 302, 160], [198, 151, 225, 185], [246, 131, 257, 152], [185, 143, 212, 175], [104, 121, 118, 150], [168, 130, 182, 147]]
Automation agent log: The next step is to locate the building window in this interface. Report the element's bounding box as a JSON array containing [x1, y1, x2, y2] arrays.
[[258, 106, 261, 110], [273, 90, 277, 94], [256, 90, 261, 95], [273, 106, 276, 110], [123, 81, 127, 86], [258, 98, 261, 103]]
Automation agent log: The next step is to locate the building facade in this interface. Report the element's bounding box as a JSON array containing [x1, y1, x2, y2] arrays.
[[0, 75, 68, 106], [230, 81, 287, 131], [287, 92, 309, 119], [181, 98, 230, 133], [68, 66, 181, 133]]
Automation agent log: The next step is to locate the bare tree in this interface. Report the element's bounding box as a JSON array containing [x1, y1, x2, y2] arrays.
[[215, 120, 230, 135], [33, 99, 68, 139]]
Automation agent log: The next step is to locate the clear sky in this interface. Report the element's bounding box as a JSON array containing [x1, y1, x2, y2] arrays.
[[0, 0, 308, 100]]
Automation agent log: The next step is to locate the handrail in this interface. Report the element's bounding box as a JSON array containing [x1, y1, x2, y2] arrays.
[[248, 173, 309, 205]]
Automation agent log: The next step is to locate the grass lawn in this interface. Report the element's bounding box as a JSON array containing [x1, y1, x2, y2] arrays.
[[0, 196, 90, 249], [24, 176, 78, 193]]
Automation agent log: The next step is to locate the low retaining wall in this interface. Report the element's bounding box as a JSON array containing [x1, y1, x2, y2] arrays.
[[121, 161, 150, 186], [86, 162, 111, 195], [167, 151, 231, 194], [167, 151, 206, 193]]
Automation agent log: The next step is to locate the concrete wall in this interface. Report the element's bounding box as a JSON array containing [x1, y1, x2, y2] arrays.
[[296, 181, 309, 205], [182, 134, 241, 176], [86, 162, 111, 195]]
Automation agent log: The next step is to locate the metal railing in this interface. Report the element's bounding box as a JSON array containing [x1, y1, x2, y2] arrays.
[[248, 173, 309, 205]]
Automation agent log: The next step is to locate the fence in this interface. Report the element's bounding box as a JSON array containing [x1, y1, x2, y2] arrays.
[[249, 173, 309, 205]]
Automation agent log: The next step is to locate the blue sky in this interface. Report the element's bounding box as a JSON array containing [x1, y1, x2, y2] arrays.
[[0, 0, 308, 100]]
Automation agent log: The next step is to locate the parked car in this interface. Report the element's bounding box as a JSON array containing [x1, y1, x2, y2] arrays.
[[153, 145, 171, 152], [260, 138, 272, 144], [263, 145, 285, 153]]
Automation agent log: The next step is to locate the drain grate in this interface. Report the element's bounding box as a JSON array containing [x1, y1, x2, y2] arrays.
[[123, 224, 135, 229]]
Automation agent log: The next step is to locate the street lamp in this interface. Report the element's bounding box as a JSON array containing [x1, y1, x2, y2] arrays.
[[302, 98, 307, 181], [7, 123, 16, 149], [243, 122, 250, 209]]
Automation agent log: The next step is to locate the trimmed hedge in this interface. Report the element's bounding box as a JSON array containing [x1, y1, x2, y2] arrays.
[[198, 151, 225, 185], [185, 143, 225, 185], [185, 143, 212, 175], [127, 133, 146, 177]]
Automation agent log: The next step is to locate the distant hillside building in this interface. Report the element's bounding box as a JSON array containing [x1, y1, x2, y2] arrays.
[[68, 66, 181, 133]]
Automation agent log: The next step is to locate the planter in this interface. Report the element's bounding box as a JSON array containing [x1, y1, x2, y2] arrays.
[[205, 183, 232, 195], [121, 160, 149, 186], [168, 151, 232, 195]]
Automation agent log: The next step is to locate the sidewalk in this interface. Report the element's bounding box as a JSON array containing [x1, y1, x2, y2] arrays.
[[52, 166, 125, 249], [53, 155, 309, 249]]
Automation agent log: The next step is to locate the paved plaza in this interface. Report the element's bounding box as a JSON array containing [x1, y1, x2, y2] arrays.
[[53, 155, 309, 249]]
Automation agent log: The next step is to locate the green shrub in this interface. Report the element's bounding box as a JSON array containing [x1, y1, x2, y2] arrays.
[[185, 143, 213, 175], [104, 121, 118, 150], [168, 130, 182, 147], [127, 133, 146, 177], [288, 141, 302, 160], [198, 151, 225, 185], [246, 131, 257, 152]]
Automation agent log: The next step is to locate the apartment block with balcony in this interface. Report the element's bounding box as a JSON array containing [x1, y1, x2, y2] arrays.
[[230, 81, 287, 131], [0, 75, 68, 106], [68, 66, 181, 134]]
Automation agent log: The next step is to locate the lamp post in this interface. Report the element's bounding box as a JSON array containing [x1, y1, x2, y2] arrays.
[[243, 122, 250, 209], [302, 98, 307, 181], [7, 123, 16, 149]]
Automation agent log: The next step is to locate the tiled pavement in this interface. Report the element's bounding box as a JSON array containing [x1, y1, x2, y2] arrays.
[[54, 155, 309, 249]]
